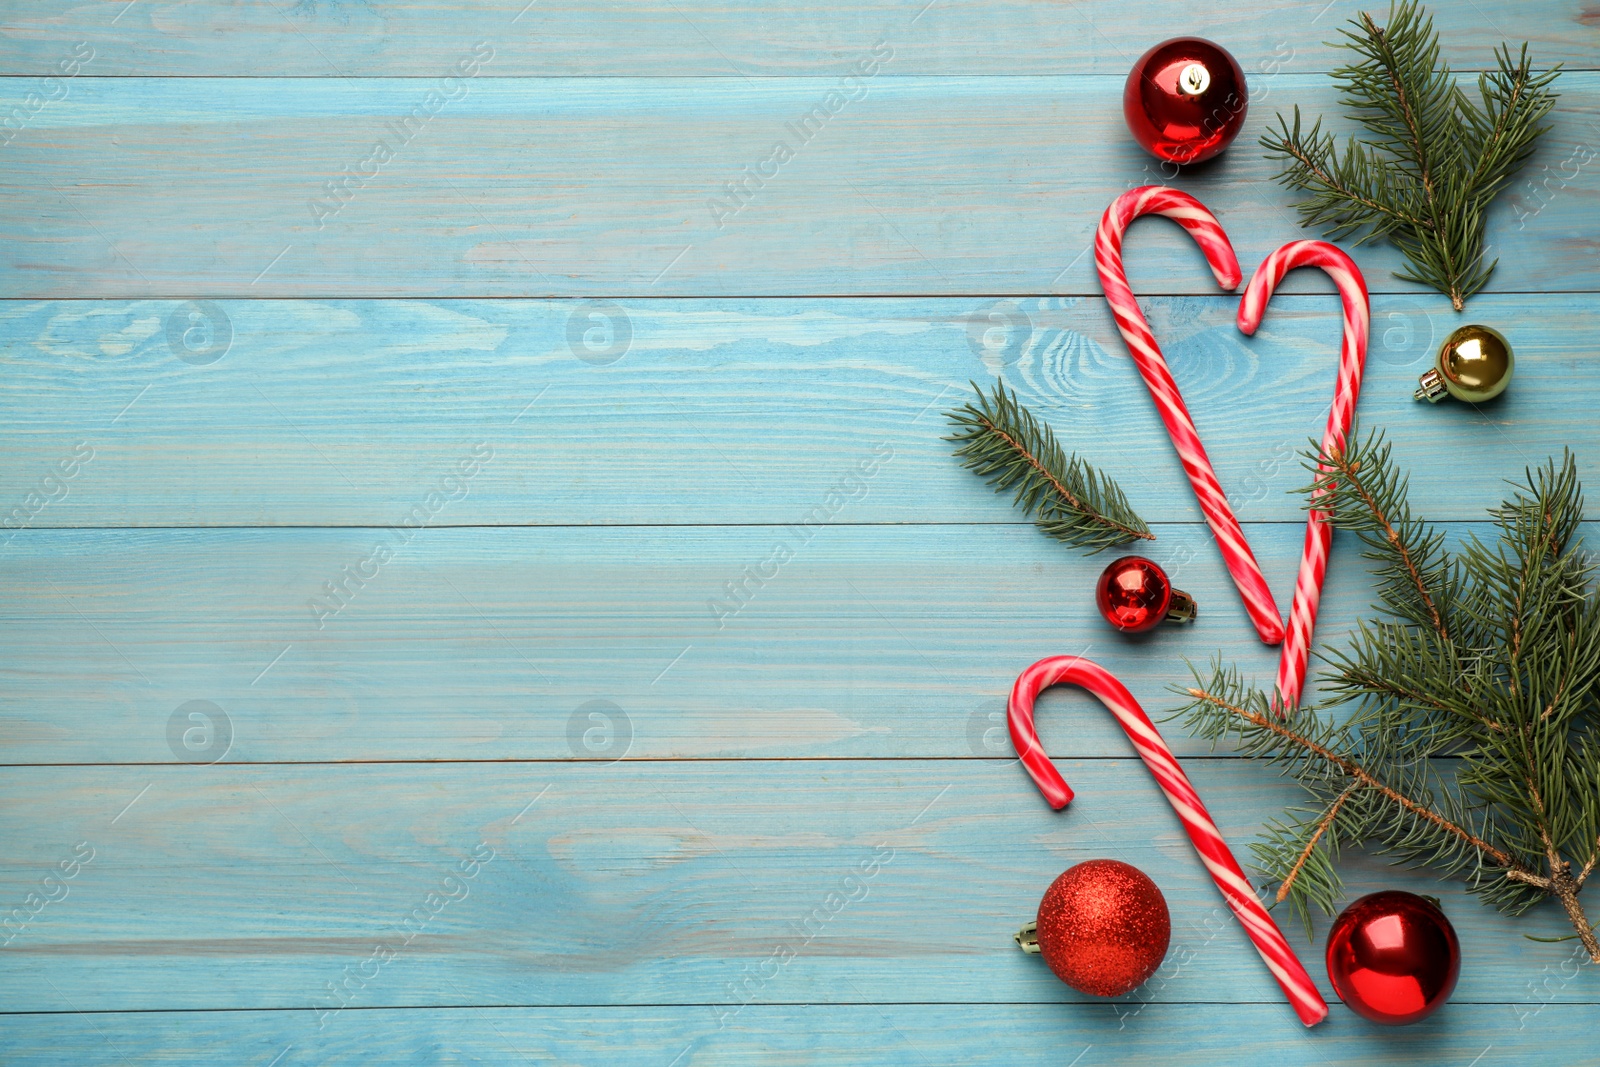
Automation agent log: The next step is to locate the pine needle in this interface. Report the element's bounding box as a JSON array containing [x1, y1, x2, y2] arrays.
[[944, 379, 1152, 553], [1262, 1, 1560, 310]]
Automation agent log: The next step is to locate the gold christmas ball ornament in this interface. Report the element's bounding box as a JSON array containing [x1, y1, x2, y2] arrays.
[[1415, 324, 1514, 404]]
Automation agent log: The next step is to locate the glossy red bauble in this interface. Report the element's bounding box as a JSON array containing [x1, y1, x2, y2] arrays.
[[1123, 37, 1248, 165], [1326, 891, 1461, 1025], [1095, 556, 1195, 633], [1017, 859, 1171, 997]]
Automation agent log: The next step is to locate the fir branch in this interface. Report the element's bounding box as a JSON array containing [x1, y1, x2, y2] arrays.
[[944, 379, 1152, 553], [1335, 640, 1503, 735], [1260, 110, 1431, 236], [1466, 45, 1564, 211], [1182, 679, 1521, 871], [1173, 436, 1600, 960], [1262, 2, 1560, 309]]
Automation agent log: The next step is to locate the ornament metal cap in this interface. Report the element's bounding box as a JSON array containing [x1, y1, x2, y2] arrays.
[[1014, 920, 1041, 954], [1414, 367, 1448, 403], [1165, 588, 1198, 625], [1177, 62, 1211, 97], [1415, 324, 1514, 404]]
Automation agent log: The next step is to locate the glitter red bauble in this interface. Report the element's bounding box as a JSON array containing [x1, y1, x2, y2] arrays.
[[1031, 859, 1171, 997], [1095, 556, 1194, 633], [1325, 891, 1461, 1025], [1123, 37, 1248, 165]]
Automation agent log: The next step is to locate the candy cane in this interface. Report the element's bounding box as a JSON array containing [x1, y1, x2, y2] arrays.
[[1096, 187, 1285, 646], [1009, 654, 1328, 1026], [1237, 241, 1370, 708]]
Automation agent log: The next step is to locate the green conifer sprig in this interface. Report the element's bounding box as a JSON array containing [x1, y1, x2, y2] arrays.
[[1171, 427, 1600, 959], [944, 379, 1152, 554], [1262, 1, 1561, 310]]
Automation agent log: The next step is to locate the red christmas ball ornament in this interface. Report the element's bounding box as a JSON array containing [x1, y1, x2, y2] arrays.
[[1095, 556, 1196, 633], [1123, 37, 1248, 165], [1326, 891, 1461, 1025], [1015, 859, 1171, 997]]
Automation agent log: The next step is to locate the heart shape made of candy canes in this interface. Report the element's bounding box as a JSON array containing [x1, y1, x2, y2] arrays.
[[1095, 187, 1369, 706]]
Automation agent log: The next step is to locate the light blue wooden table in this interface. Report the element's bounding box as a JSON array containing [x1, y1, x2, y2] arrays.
[[2, 2, 1597, 1063]]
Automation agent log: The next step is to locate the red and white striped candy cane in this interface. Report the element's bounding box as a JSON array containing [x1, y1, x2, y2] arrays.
[[1237, 241, 1370, 708], [1096, 187, 1285, 646], [1008, 654, 1329, 1026]]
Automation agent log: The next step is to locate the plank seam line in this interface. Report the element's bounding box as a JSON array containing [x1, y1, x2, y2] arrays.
[[0, 998, 1587, 1016], [5, 68, 1592, 79], [1, 520, 1551, 532], [0, 756, 1481, 768], [7, 289, 1600, 300]]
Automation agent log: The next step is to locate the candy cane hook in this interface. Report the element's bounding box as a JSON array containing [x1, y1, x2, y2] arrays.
[[1237, 241, 1370, 708], [1096, 187, 1285, 646], [1008, 655, 1329, 1026]]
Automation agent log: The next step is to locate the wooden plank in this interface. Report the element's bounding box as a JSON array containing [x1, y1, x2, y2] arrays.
[[1, 76, 1596, 297], [1, 1003, 1593, 1065], [1, 295, 1591, 528], [0, 760, 1594, 1013], [2, 1, 1594, 77], [1, 3, 1594, 1052], [3, 521, 1593, 764]]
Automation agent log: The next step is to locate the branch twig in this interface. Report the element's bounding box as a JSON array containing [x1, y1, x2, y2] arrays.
[[1577, 839, 1599, 888], [975, 414, 1151, 543], [1277, 784, 1359, 902], [1271, 138, 1431, 230], [1338, 452, 1450, 644], [1186, 686, 1532, 876]]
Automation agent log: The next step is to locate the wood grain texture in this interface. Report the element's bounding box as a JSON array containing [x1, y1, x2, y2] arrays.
[[3, 2, 1597, 1058], [3, 522, 1594, 764], [1, 0, 1595, 77], [1, 295, 1591, 527], [0, 761, 1594, 1014], [2, 1004, 1593, 1066], [1, 75, 1596, 297]]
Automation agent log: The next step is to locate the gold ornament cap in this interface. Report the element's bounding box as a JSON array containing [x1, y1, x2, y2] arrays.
[[1177, 63, 1211, 97], [1415, 324, 1514, 404], [1164, 588, 1198, 625]]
